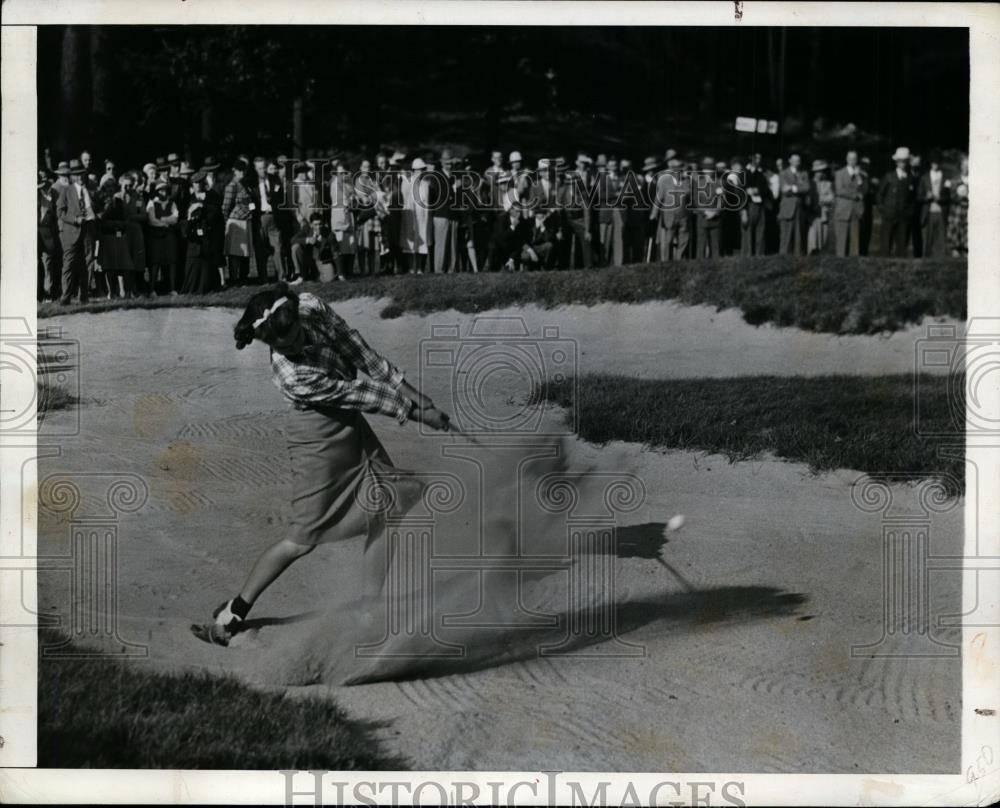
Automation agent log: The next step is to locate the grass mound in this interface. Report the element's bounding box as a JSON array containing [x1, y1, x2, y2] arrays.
[[38, 255, 966, 335], [37, 380, 77, 418], [534, 373, 965, 495], [38, 629, 404, 769]]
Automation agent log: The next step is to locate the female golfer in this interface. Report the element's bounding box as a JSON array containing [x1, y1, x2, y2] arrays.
[[193, 282, 450, 645]]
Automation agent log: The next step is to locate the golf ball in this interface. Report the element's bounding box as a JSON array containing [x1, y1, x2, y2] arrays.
[[667, 514, 685, 532]]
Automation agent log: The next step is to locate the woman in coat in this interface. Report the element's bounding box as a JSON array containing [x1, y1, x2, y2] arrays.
[[807, 160, 835, 255], [119, 171, 149, 295], [97, 175, 136, 298], [328, 162, 356, 280], [222, 158, 255, 286], [181, 173, 224, 294]]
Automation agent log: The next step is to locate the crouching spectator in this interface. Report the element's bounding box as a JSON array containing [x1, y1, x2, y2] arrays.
[[291, 212, 337, 282], [520, 209, 558, 270], [488, 206, 531, 272]]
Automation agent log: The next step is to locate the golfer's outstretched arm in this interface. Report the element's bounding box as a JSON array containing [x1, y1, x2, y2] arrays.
[[320, 301, 439, 411], [321, 304, 405, 386]]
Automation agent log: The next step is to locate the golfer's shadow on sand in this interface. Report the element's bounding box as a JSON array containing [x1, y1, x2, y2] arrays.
[[334, 521, 809, 685]]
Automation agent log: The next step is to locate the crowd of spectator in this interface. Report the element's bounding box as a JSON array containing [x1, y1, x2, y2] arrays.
[[37, 145, 970, 305]]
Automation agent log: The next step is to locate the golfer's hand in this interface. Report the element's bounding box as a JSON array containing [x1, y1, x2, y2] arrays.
[[400, 381, 433, 410], [415, 406, 451, 432]]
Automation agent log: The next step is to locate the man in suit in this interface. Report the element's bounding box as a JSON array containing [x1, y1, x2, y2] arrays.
[[621, 157, 654, 263], [488, 205, 531, 272], [523, 159, 566, 267], [740, 155, 771, 256], [917, 152, 950, 258], [250, 155, 285, 281], [878, 147, 917, 257], [909, 153, 924, 257], [290, 212, 336, 282], [38, 170, 60, 301], [778, 153, 811, 255], [592, 154, 623, 266], [56, 159, 97, 304], [832, 150, 869, 257], [521, 208, 559, 270], [649, 156, 690, 261], [428, 149, 467, 274], [859, 155, 876, 256], [693, 156, 725, 258], [561, 155, 593, 268]]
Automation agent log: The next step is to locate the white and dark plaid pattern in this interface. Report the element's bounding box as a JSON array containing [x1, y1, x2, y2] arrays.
[[269, 293, 411, 423]]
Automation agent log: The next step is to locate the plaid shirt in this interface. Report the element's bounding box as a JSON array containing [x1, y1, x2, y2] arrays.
[[222, 179, 253, 220], [270, 293, 411, 423]]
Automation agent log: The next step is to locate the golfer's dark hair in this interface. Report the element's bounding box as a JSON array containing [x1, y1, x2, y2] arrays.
[[233, 282, 300, 350]]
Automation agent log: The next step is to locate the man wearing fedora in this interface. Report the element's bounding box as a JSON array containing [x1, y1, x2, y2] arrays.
[[55, 159, 97, 304], [562, 154, 593, 268], [166, 152, 182, 180], [693, 156, 725, 258], [38, 170, 61, 301], [649, 155, 690, 261], [740, 155, 771, 256], [877, 146, 917, 257], [909, 153, 925, 257], [592, 154, 624, 266], [833, 150, 869, 257], [778, 153, 811, 255], [620, 156, 655, 264], [250, 155, 286, 282], [154, 156, 170, 187], [525, 158, 568, 265]]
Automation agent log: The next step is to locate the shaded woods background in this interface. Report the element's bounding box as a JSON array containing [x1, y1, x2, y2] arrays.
[[38, 26, 969, 164]]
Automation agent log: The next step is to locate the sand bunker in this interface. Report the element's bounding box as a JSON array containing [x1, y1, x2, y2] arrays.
[[37, 301, 962, 772]]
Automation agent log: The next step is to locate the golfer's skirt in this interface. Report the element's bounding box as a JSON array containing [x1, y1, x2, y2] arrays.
[[285, 405, 422, 547]]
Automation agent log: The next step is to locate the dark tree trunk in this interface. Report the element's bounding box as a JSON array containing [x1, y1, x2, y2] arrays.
[[806, 29, 822, 133], [292, 96, 304, 159], [89, 27, 112, 155], [59, 26, 89, 158]]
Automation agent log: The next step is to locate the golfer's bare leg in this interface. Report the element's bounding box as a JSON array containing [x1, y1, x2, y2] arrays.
[[238, 538, 314, 605]]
